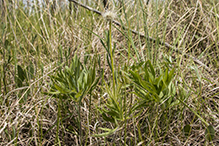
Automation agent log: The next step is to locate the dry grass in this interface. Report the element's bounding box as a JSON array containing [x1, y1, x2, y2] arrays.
[[0, 0, 218, 145]]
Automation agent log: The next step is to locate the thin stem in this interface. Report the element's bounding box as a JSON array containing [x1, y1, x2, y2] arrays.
[[79, 98, 82, 145], [56, 97, 61, 145], [109, 20, 116, 93]]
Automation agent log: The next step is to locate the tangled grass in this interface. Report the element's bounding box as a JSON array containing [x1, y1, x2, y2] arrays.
[[0, 0, 218, 145]]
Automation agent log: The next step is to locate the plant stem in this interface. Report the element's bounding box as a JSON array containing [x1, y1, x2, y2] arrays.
[[109, 20, 116, 93], [79, 97, 82, 145], [56, 97, 61, 145]]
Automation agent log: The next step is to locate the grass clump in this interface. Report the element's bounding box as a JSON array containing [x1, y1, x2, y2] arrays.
[[0, 0, 218, 145]]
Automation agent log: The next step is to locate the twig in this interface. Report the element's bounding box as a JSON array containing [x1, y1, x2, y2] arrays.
[[69, 0, 102, 15], [68, 0, 211, 72]]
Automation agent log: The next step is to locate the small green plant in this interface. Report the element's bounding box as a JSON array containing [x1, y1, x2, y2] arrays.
[[94, 81, 135, 137], [205, 125, 215, 142], [126, 60, 176, 110], [48, 55, 100, 144]]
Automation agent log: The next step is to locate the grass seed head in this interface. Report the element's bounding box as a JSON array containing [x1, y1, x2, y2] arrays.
[[102, 10, 117, 21]]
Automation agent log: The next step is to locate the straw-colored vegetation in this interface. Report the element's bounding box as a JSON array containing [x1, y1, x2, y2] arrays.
[[0, 0, 218, 145]]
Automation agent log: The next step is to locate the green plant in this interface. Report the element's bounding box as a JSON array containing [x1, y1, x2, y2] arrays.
[[126, 60, 176, 110], [48, 55, 100, 144], [94, 81, 135, 137]]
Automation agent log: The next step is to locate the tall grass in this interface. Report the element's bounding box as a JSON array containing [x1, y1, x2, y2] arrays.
[[0, 0, 218, 145]]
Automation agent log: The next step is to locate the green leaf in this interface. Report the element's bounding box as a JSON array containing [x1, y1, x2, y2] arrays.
[[139, 80, 156, 94], [205, 125, 215, 141], [17, 65, 26, 82], [107, 110, 120, 119], [26, 62, 34, 80], [163, 69, 168, 82], [107, 54, 112, 71], [110, 97, 120, 111], [15, 76, 23, 88], [47, 91, 62, 95], [102, 113, 115, 123], [144, 66, 150, 81], [183, 124, 191, 137], [16, 65, 27, 87], [92, 127, 118, 137], [147, 60, 155, 78], [75, 90, 83, 101], [54, 83, 69, 94], [167, 68, 175, 84], [129, 70, 139, 80], [154, 74, 163, 87], [191, 65, 201, 81]]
